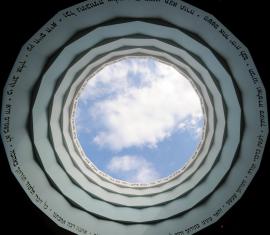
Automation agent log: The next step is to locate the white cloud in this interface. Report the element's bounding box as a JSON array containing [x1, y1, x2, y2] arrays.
[[195, 127, 203, 139], [89, 58, 203, 150], [177, 117, 203, 139], [79, 58, 153, 103], [107, 155, 160, 183], [77, 57, 203, 150], [107, 155, 141, 172], [132, 164, 160, 183]]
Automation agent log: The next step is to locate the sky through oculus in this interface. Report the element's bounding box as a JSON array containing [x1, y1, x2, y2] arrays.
[[75, 57, 204, 184]]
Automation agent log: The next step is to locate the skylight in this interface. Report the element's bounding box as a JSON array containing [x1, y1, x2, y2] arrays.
[[74, 57, 204, 184]]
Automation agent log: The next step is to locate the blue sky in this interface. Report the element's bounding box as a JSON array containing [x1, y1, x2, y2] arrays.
[[75, 57, 203, 183]]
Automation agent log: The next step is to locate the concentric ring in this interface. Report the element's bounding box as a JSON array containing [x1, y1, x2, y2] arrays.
[[1, 1, 268, 234]]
